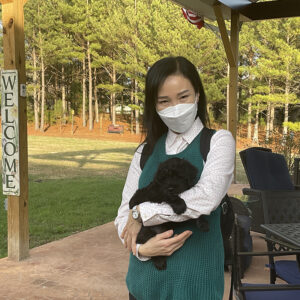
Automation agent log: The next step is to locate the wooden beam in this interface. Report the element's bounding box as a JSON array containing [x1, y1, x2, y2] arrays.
[[227, 10, 239, 140], [238, 0, 300, 21], [2, 0, 29, 261], [213, 3, 236, 68], [0, 0, 14, 4]]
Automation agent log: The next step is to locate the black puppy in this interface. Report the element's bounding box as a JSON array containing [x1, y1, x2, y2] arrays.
[[129, 157, 209, 270]]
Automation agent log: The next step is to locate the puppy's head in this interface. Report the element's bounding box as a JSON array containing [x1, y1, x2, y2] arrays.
[[154, 158, 198, 194]]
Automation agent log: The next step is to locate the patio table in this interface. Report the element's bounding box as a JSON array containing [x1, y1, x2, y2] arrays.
[[261, 223, 300, 249], [261, 223, 300, 270]]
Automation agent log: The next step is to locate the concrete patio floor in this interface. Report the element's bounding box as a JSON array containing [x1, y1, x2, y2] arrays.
[[0, 184, 289, 299]]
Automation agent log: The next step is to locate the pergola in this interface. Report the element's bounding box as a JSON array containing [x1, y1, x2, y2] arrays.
[[0, 0, 299, 261], [172, 0, 300, 142]]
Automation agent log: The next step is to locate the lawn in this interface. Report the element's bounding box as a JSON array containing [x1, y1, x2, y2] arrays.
[[0, 135, 247, 258], [0, 135, 138, 258]]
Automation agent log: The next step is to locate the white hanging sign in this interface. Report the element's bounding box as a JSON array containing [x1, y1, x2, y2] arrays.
[[1, 70, 20, 196]]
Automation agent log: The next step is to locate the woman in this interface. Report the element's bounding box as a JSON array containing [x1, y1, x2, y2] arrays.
[[115, 56, 235, 300]]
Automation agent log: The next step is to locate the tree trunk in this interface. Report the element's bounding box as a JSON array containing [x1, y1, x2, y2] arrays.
[[33, 44, 39, 131], [111, 64, 116, 126], [87, 40, 93, 130], [283, 101, 289, 137], [62, 65, 66, 124], [247, 73, 254, 140], [247, 102, 252, 140], [283, 69, 290, 137], [266, 79, 272, 143], [135, 78, 140, 134], [252, 103, 259, 144], [37, 86, 41, 115], [99, 113, 103, 133], [55, 72, 58, 98], [40, 54, 45, 132], [134, 0, 140, 135], [130, 82, 134, 134], [38, 4, 45, 133], [94, 68, 99, 123], [270, 103, 275, 135], [82, 54, 87, 127], [109, 94, 113, 123], [266, 101, 271, 143]]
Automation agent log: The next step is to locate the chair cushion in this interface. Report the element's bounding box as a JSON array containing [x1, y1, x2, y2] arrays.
[[246, 149, 294, 190], [275, 260, 300, 284], [243, 283, 300, 300]]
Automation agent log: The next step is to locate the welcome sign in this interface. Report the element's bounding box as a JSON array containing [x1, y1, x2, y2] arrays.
[[1, 70, 20, 196]]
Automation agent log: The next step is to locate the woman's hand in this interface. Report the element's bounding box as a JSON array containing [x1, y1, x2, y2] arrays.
[[138, 230, 192, 257], [121, 209, 142, 255]]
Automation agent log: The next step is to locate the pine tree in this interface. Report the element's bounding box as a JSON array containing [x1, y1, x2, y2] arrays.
[[276, 18, 300, 137], [256, 19, 299, 142], [239, 22, 260, 140]]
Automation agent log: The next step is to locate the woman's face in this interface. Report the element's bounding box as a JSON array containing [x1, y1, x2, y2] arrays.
[[156, 74, 197, 112]]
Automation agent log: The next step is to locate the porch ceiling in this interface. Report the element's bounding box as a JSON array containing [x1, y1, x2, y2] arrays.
[[171, 0, 300, 21]]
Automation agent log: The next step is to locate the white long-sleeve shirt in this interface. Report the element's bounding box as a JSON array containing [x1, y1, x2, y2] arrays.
[[114, 117, 235, 260]]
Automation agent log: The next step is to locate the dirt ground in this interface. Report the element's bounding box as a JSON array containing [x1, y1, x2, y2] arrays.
[[27, 115, 300, 153], [27, 116, 144, 144], [28, 115, 252, 149]]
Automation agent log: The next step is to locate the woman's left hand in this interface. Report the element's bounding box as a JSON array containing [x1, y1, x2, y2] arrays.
[[121, 210, 142, 255]]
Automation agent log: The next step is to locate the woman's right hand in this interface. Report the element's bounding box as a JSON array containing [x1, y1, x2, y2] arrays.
[[138, 230, 192, 257]]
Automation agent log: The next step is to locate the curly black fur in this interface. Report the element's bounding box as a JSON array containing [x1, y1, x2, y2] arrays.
[[129, 157, 209, 270]]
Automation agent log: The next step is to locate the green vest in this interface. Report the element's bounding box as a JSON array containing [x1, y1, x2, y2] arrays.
[[126, 132, 224, 300]]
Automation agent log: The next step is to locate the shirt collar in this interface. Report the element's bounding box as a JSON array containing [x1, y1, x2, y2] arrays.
[[166, 117, 204, 146]]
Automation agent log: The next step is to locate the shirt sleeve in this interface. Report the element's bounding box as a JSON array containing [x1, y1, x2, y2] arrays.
[[139, 129, 235, 226], [114, 144, 151, 262]]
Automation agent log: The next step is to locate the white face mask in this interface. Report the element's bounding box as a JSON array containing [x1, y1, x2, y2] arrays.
[[157, 99, 198, 133]]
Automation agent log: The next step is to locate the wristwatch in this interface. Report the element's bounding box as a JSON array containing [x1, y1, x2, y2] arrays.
[[132, 205, 141, 222]]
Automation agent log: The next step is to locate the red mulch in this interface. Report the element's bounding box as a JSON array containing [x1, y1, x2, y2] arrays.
[[27, 116, 144, 144], [27, 115, 299, 151]]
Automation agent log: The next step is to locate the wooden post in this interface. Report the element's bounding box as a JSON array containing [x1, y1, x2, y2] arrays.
[[1, 0, 29, 260], [213, 4, 236, 68], [214, 5, 240, 181], [228, 11, 240, 181], [227, 11, 239, 141]]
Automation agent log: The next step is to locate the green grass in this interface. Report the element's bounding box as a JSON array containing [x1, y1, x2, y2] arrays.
[[0, 135, 138, 258], [26, 135, 138, 180], [0, 135, 247, 258], [0, 176, 125, 258]]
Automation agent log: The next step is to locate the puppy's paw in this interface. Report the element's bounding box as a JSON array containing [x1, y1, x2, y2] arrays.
[[171, 199, 187, 214], [129, 197, 138, 209], [196, 217, 210, 232], [129, 191, 143, 208]]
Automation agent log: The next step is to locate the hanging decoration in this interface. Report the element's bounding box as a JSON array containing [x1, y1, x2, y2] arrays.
[[181, 8, 228, 41], [181, 8, 204, 29]]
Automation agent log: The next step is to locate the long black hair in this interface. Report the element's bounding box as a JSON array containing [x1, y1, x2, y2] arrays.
[[141, 56, 209, 151]]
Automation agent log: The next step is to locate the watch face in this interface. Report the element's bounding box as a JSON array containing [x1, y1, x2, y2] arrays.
[[132, 210, 139, 219]]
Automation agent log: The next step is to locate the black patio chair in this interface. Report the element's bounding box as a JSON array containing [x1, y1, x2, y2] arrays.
[[239, 147, 300, 233], [232, 215, 300, 300], [261, 194, 300, 285]]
